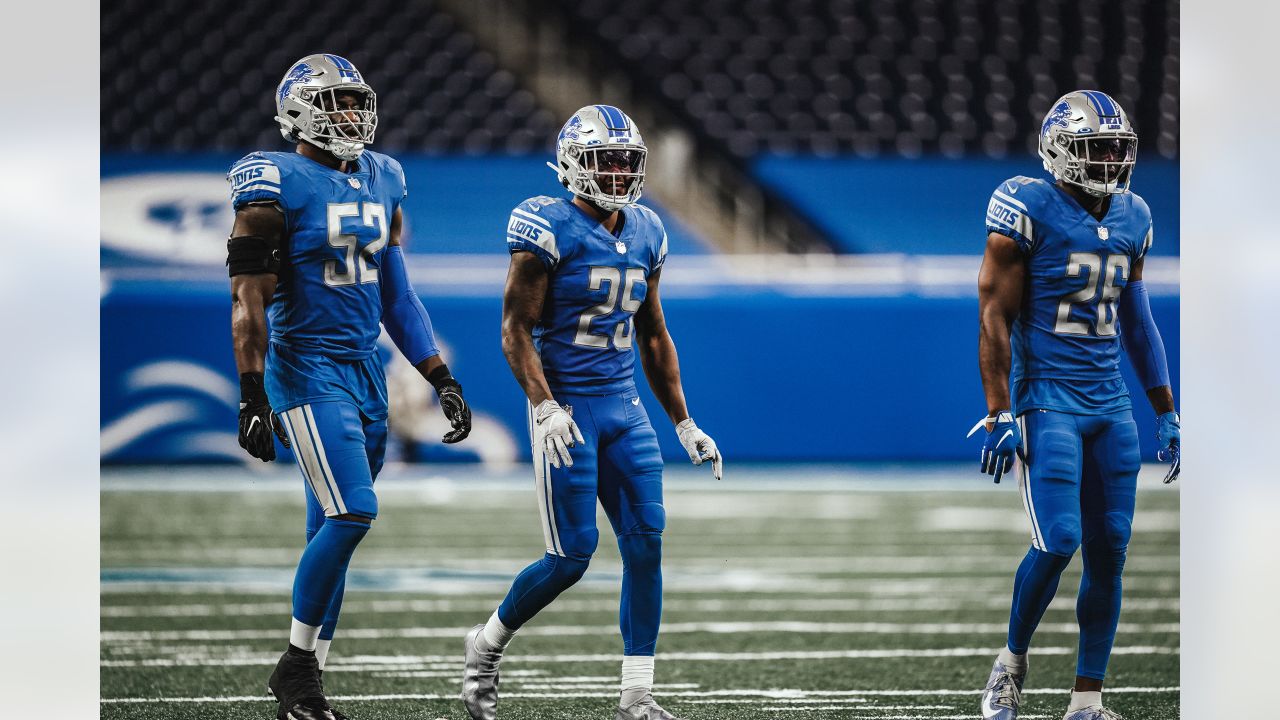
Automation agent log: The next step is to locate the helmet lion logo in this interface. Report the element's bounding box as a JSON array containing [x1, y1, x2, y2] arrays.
[[559, 115, 583, 143], [1041, 100, 1072, 137], [277, 62, 316, 106]]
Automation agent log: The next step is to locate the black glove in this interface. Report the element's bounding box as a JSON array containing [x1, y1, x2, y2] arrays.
[[427, 364, 471, 444], [238, 372, 290, 461]]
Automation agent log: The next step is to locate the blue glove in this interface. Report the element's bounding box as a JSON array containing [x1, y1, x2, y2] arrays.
[[967, 410, 1023, 484], [1156, 411, 1180, 484]]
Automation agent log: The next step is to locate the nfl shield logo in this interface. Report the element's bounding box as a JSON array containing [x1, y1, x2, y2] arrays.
[[1097, 226, 1109, 241], [348, 177, 361, 189], [615, 241, 626, 254]]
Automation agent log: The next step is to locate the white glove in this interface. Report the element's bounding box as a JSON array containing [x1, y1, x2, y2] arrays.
[[534, 399, 585, 468], [676, 418, 723, 480]]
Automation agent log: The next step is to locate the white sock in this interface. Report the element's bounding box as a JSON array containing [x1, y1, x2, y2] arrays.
[[477, 610, 516, 653], [997, 646, 1027, 673], [620, 656, 655, 707], [314, 638, 332, 670], [1068, 690, 1103, 711], [289, 618, 322, 652]]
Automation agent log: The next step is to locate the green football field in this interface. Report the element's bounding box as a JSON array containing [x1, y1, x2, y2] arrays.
[[101, 464, 1179, 720]]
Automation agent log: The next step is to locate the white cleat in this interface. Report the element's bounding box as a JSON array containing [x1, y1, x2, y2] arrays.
[[980, 659, 1026, 719], [1063, 706, 1125, 720], [616, 693, 683, 720], [460, 624, 501, 720]]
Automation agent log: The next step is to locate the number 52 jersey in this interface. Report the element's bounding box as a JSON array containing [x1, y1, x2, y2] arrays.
[[227, 150, 408, 360], [506, 196, 668, 395], [985, 176, 1154, 416]]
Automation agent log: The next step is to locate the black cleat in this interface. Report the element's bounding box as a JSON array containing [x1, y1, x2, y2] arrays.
[[318, 670, 349, 720], [267, 648, 338, 720]]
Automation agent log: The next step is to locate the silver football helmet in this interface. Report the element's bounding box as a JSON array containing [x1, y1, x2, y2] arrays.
[[548, 105, 647, 212], [1038, 90, 1137, 196], [275, 54, 377, 162]]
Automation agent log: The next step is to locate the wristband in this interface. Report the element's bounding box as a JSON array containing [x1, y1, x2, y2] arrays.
[[239, 372, 267, 404], [426, 363, 458, 393]]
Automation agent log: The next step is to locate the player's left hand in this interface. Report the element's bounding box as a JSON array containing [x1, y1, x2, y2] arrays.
[[1156, 411, 1180, 483], [967, 410, 1023, 484], [431, 375, 472, 444], [238, 372, 290, 462], [676, 418, 723, 480]]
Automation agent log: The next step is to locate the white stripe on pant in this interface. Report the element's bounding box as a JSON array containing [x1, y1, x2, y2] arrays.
[[528, 402, 564, 556], [281, 404, 347, 517], [1016, 413, 1046, 551]]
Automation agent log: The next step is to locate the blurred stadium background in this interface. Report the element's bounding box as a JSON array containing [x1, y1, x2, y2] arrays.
[[100, 0, 1180, 717]]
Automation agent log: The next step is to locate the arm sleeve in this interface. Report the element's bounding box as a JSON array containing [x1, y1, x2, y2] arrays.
[[1118, 280, 1171, 391], [380, 245, 440, 366], [985, 181, 1035, 255]]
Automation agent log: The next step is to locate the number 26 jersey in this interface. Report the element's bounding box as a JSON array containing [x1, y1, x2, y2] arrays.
[[506, 196, 668, 395], [985, 176, 1154, 415]]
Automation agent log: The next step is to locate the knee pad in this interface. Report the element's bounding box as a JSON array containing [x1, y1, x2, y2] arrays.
[[544, 552, 591, 588], [1100, 510, 1133, 552], [632, 500, 666, 535], [1042, 518, 1082, 557], [340, 486, 379, 521], [619, 533, 663, 574], [557, 525, 600, 563]]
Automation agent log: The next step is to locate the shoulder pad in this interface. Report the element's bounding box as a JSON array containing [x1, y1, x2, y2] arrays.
[[986, 177, 1044, 253], [507, 197, 563, 267], [365, 150, 408, 199], [228, 152, 287, 209]]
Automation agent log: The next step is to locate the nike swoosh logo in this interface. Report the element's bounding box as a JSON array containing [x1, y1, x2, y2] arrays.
[[981, 690, 1008, 718], [631, 398, 640, 405], [247, 416, 261, 434], [997, 429, 1013, 447]]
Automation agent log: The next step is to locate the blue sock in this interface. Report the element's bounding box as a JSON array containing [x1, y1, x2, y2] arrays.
[[1007, 546, 1072, 655], [497, 552, 590, 629], [292, 519, 369, 627], [618, 533, 662, 656], [304, 524, 346, 640], [1076, 544, 1127, 679]]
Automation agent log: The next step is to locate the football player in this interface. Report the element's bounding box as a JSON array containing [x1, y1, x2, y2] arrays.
[[459, 105, 722, 720], [227, 54, 472, 720], [972, 91, 1180, 720]]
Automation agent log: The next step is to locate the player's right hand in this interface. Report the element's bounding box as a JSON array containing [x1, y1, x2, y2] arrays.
[[967, 410, 1022, 484], [1156, 411, 1180, 483], [533, 399, 584, 468], [238, 372, 290, 462]]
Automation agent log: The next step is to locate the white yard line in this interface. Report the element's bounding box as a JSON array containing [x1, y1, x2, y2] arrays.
[[98, 595, 1180, 618], [100, 620, 1181, 644], [101, 685, 1180, 704], [100, 645, 1177, 669]]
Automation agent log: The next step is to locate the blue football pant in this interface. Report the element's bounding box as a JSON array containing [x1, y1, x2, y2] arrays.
[[1007, 408, 1140, 680], [278, 401, 387, 636], [498, 387, 666, 656]]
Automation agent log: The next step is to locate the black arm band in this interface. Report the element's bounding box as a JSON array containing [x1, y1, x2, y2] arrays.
[[426, 363, 457, 392], [227, 235, 284, 277]]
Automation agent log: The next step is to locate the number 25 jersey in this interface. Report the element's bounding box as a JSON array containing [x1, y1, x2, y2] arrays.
[[985, 176, 1154, 415], [227, 149, 408, 360], [506, 196, 668, 395]]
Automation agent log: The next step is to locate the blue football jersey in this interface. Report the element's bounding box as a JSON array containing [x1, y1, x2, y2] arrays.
[[985, 176, 1154, 415], [506, 196, 668, 394], [227, 150, 408, 359]]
